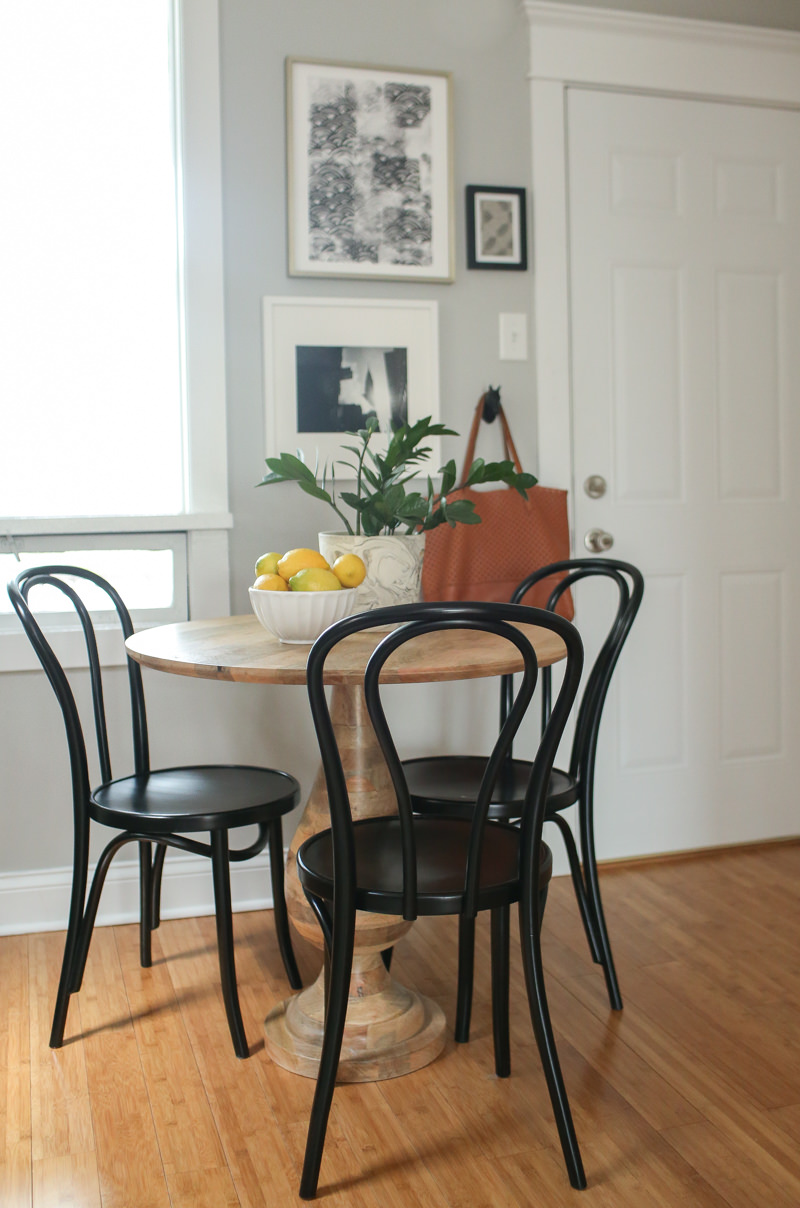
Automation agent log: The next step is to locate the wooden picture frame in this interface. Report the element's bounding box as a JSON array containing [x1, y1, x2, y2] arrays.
[[286, 58, 454, 282]]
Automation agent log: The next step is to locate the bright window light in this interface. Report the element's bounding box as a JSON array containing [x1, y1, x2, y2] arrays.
[[0, 1, 184, 519], [1, 551, 175, 614]]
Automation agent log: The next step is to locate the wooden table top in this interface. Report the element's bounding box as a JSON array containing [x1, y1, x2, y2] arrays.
[[125, 614, 566, 687]]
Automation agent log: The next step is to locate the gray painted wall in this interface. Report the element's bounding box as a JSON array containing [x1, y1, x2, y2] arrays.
[[222, 0, 539, 618], [2, 0, 798, 903]]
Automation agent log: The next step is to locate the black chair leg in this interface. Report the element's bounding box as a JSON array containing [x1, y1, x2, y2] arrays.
[[151, 842, 167, 929], [579, 805, 622, 1011], [518, 893, 586, 1190], [455, 914, 475, 1044], [303, 891, 333, 1022], [69, 834, 130, 997], [138, 841, 154, 968], [490, 905, 510, 1078], [50, 829, 90, 1048], [300, 895, 355, 1200], [267, 819, 302, 990], [210, 830, 249, 1059], [550, 813, 602, 963]]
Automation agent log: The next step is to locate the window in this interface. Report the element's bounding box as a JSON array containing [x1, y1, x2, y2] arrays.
[[0, 0, 231, 666], [0, 536, 187, 628]]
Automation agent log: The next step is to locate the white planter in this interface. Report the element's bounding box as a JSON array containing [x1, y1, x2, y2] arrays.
[[318, 532, 426, 613]]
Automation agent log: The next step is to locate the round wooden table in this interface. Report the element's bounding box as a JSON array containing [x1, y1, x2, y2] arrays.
[[125, 614, 566, 1082]]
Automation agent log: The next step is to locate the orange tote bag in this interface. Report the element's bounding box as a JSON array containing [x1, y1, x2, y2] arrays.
[[421, 394, 573, 618]]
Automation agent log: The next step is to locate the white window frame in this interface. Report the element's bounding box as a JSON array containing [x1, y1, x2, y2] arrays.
[[1, 533, 189, 671], [1, 0, 231, 672]]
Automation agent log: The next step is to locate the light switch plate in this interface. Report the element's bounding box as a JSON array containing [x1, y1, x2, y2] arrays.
[[499, 313, 528, 361]]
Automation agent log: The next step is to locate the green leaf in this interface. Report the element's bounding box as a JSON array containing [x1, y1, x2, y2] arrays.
[[257, 452, 319, 487], [297, 481, 334, 504], [442, 498, 481, 525], [339, 491, 368, 513], [439, 458, 458, 497]]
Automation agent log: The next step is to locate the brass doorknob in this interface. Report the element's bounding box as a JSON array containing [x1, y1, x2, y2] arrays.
[[584, 528, 614, 553]]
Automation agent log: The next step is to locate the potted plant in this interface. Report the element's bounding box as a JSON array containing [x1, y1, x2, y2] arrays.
[[257, 416, 536, 608]]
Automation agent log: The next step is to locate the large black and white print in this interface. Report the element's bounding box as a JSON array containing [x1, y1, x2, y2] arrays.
[[288, 60, 453, 282], [296, 345, 408, 434]]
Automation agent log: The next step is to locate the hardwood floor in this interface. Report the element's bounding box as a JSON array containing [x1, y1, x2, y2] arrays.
[[1, 842, 798, 1206]]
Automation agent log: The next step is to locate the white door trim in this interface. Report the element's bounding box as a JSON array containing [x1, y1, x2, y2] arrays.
[[522, 1, 800, 494]]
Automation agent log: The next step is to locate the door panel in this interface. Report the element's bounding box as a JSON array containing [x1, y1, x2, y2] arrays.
[[567, 88, 800, 855]]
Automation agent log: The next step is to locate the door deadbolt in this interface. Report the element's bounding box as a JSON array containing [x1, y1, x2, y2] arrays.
[[584, 528, 614, 553], [584, 475, 607, 499]]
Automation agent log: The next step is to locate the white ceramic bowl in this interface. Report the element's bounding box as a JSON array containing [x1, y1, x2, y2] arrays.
[[249, 585, 358, 644]]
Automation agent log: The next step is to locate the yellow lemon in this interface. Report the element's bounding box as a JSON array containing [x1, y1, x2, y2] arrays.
[[277, 547, 331, 581], [332, 553, 366, 589], [288, 567, 342, 592], [253, 573, 288, 591], [255, 551, 281, 577]]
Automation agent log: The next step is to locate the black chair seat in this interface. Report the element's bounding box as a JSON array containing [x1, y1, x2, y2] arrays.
[[298, 816, 553, 916], [92, 765, 299, 833], [404, 756, 579, 819]]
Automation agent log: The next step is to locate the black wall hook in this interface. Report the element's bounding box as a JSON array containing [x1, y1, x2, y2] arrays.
[[481, 385, 501, 423]]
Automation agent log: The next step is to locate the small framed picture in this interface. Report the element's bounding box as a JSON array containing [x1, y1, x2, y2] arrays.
[[465, 185, 527, 271], [286, 57, 454, 283], [262, 297, 441, 465]]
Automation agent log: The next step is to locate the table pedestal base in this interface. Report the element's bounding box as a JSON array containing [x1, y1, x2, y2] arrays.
[[266, 683, 447, 1081], [264, 948, 445, 1083]]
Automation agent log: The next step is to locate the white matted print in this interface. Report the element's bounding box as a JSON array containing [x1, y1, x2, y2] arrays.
[[286, 58, 454, 282], [263, 297, 441, 465]]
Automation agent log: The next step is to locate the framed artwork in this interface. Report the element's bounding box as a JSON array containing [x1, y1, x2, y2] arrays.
[[262, 297, 441, 465], [465, 185, 528, 271], [286, 57, 454, 282]]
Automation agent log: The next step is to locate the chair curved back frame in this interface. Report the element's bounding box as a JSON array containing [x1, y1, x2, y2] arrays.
[[8, 564, 302, 1057], [502, 558, 644, 779], [299, 600, 586, 1198]]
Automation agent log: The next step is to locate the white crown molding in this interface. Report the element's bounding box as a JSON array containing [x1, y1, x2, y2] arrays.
[[0, 849, 283, 937], [522, 1, 800, 52], [521, 1, 800, 104]]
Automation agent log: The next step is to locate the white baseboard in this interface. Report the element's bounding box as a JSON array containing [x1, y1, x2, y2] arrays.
[[0, 849, 282, 937]]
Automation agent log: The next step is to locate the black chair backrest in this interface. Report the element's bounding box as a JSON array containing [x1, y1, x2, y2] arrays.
[[7, 566, 151, 813], [501, 558, 644, 780], [306, 601, 584, 923]]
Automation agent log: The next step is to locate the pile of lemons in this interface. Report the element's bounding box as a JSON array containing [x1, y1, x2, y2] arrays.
[[253, 548, 366, 593]]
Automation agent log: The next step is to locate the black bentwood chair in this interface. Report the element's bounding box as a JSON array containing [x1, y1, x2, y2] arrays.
[[8, 565, 303, 1059], [295, 601, 586, 1199], [405, 559, 644, 1029]]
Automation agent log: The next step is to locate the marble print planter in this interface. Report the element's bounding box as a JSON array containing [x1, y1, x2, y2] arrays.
[[318, 532, 426, 613]]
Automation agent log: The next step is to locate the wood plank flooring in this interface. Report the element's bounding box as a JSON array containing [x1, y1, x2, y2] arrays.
[[1, 842, 798, 1206]]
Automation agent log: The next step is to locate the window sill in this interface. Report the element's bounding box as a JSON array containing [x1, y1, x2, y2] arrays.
[[2, 513, 233, 536]]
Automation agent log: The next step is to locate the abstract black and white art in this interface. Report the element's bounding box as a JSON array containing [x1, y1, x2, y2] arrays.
[[263, 297, 440, 466], [296, 345, 408, 434], [287, 59, 454, 282]]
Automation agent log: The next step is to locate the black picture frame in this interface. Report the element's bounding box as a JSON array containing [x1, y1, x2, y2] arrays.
[[465, 185, 527, 271]]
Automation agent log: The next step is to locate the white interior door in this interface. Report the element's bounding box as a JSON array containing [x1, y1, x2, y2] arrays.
[[567, 88, 800, 858]]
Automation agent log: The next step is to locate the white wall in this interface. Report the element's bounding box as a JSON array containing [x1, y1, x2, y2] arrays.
[[3, 0, 799, 931]]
